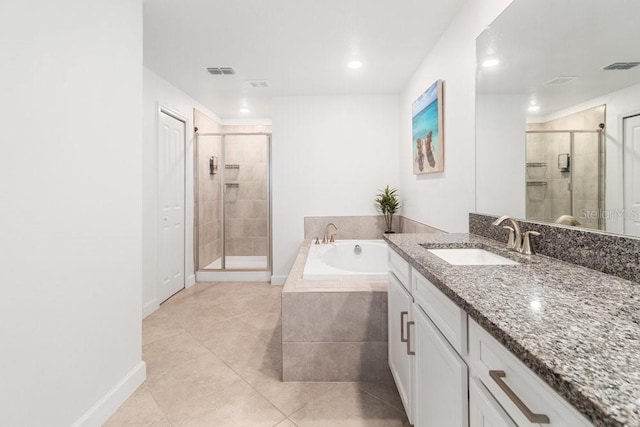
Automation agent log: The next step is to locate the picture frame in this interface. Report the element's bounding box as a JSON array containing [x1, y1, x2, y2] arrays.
[[412, 80, 444, 174]]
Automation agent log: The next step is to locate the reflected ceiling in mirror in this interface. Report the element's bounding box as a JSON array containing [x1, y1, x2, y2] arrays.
[[475, 0, 640, 238], [476, 0, 640, 116]]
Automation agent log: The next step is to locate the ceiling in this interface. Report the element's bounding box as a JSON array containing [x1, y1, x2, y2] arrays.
[[143, 0, 467, 120], [476, 0, 640, 118]]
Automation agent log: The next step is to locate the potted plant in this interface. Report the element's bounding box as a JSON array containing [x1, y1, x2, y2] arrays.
[[375, 185, 400, 233]]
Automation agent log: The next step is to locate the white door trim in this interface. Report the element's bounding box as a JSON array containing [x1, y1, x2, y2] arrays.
[[622, 112, 640, 237], [157, 104, 187, 303]]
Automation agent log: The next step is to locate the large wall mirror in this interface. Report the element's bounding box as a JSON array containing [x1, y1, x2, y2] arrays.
[[475, 0, 640, 238]]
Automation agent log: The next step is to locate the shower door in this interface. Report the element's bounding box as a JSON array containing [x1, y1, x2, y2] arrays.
[[222, 134, 270, 270], [195, 132, 271, 271], [525, 130, 603, 230]]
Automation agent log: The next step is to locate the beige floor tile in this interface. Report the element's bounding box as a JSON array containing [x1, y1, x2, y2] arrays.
[[120, 282, 407, 427], [358, 381, 406, 415], [174, 379, 286, 427], [142, 311, 185, 346], [143, 332, 211, 381], [244, 371, 341, 416], [289, 383, 410, 427], [104, 384, 167, 427], [147, 353, 243, 422]]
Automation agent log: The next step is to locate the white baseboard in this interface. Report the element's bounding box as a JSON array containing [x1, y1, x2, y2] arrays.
[[71, 361, 146, 427], [270, 275, 287, 285], [186, 274, 196, 288], [196, 270, 272, 282], [142, 298, 159, 319]]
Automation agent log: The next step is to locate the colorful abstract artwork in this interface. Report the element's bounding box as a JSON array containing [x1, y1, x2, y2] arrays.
[[412, 80, 444, 174]]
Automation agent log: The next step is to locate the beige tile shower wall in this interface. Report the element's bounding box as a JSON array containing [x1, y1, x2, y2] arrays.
[[526, 105, 605, 229], [195, 109, 223, 268], [222, 126, 271, 257]]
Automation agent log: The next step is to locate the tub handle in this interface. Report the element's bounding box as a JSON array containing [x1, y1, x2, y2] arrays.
[[314, 236, 320, 244], [406, 321, 415, 356], [354, 244, 362, 255], [400, 311, 408, 342]]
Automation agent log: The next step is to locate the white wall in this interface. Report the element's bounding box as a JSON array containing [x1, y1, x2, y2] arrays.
[[0, 1, 144, 426], [476, 94, 527, 218], [398, 0, 513, 232], [534, 82, 640, 234], [271, 96, 399, 281]]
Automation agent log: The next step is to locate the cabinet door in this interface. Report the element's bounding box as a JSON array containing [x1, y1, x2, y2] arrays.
[[414, 307, 468, 427], [470, 377, 516, 427], [388, 272, 414, 423]]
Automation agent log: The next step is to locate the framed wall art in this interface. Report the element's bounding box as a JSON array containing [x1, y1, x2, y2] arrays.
[[412, 80, 444, 174]]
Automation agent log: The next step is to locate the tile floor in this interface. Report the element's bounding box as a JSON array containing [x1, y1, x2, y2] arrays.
[[105, 282, 410, 426]]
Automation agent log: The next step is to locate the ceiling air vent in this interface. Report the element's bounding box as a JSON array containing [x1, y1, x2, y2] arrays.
[[603, 62, 640, 70], [206, 67, 236, 75], [248, 80, 270, 88], [544, 76, 578, 85]]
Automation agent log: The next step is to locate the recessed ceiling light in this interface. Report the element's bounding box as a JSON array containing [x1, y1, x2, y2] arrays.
[[347, 60, 363, 70], [528, 105, 540, 112], [482, 58, 500, 68], [239, 107, 250, 114]]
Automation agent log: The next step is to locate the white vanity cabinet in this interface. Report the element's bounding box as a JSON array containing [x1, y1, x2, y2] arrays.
[[388, 251, 414, 424], [469, 319, 593, 427], [413, 304, 468, 427], [387, 246, 594, 427], [469, 377, 517, 427]]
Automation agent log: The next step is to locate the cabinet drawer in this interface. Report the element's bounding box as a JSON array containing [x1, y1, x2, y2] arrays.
[[412, 267, 467, 355], [469, 319, 593, 427], [389, 247, 411, 291], [469, 377, 516, 427]]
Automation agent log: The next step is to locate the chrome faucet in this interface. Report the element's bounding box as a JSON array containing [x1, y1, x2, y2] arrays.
[[492, 216, 540, 254], [322, 223, 338, 244]]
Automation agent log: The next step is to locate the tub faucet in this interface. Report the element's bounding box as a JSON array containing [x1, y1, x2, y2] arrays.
[[492, 216, 522, 252], [322, 223, 338, 244]]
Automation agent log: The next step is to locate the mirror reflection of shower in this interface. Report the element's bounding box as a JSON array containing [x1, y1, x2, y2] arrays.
[[193, 109, 271, 274], [525, 106, 605, 230]]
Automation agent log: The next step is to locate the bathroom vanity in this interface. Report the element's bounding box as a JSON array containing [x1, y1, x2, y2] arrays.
[[385, 232, 639, 427]]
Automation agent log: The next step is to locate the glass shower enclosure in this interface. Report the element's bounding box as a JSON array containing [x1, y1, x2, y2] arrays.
[[195, 132, 271, 273]]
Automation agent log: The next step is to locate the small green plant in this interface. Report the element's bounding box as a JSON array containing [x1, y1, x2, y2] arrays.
[[375, 185, 400, 233]]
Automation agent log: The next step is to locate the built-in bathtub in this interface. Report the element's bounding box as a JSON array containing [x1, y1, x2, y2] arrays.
[[302, 240, 388, 281], [282, 239, 391, 383]]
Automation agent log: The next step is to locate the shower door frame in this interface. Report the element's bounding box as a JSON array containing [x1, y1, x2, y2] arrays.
[[194, 132, 273, 272], [525, 129, 605, 229]]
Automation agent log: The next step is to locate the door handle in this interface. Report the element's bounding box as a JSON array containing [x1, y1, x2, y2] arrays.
[[489, 370, 550, 424], [406, 321, 415, 356], [400, 311, 408, 342]]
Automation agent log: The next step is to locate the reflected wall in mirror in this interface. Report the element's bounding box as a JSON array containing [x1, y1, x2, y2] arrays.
[[475, 0, 640, 238]]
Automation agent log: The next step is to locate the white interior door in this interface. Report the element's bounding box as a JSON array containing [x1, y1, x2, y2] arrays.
[[158, 109, 186, 303], [624, 114, 640, 237]]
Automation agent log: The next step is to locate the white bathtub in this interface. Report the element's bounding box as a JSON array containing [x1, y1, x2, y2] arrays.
[[302, 240, 388, 280]]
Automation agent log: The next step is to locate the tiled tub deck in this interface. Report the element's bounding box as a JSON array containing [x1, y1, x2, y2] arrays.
[[281, 240, 391, 383]]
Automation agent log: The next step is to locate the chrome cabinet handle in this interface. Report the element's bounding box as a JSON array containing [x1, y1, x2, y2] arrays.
[[406, 321, 415, 356], [400, 311, 408, 342], [489, 370, 550, 424]]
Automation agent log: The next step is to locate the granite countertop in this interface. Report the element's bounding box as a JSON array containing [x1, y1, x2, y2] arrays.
[[384, 232, 639, 427]]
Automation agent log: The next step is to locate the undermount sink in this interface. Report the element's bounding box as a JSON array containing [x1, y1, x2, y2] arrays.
[[427, 248, 519, 266]]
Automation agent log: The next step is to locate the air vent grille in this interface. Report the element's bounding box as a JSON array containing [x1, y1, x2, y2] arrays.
[[603, 62, 640, 70], [544, 76, 578, 85], [206, 67, 236, 75], [248, 80, 270, 88]]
